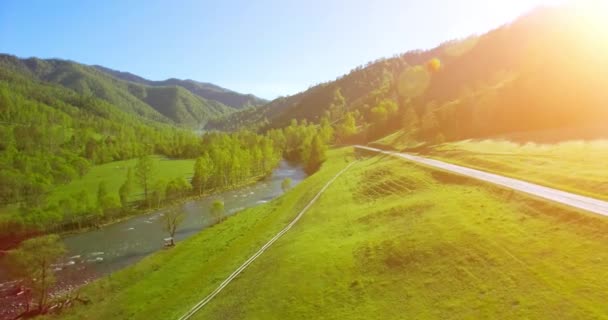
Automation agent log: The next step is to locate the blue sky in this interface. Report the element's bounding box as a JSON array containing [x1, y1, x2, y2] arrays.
[[0, 0, 565, 99]]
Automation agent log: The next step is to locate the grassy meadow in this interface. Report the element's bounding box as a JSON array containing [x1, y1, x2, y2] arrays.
[[0, 156, 196, 235], [428, 139, 608, 201], [372, 128, 422, 150], [373, 129, 608, 200], [2, 156, 195, 215], [47, 156, 196, 206], [47, 147, 608, 319]]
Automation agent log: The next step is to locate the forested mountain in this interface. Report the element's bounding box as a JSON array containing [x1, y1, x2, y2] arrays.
[[211, 5, 608, 144], [0, 55, 234, 126], [2, 1, 607, 252], [0, 53, 329, 244], [94, 65, 268, 109], [0, 62, 205, 191], [139, 85, 229, 127]]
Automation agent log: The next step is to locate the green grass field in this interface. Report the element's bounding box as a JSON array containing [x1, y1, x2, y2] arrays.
[[48, 148, 608, 319], [371, 128, 422, 150], [0, 156, 196, 231], [47, 156, 195, 207], [427, 139, 608, 201], [372, 126, 608, 201]]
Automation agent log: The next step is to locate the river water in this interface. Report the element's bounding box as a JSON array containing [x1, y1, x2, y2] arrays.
[[0, 160, 306, 315]]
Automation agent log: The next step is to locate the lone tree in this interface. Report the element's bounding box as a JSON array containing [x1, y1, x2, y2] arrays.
[[7, 234, 66, 314], [191, 155, 212, 196], [281, 178, 292, 193], [135, 155, 155, 208], [118, 167, 134, 209], [161, 206, 184, 247], [306, 135, 327, 174], [97, 180, 119, 216], [210, 200, 225, 223]]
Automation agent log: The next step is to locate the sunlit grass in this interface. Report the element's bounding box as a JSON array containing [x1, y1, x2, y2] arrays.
[[191, 154, 608, 319], [48, 156, 195, 206], [1, 156, 196, 226], [371, 128, 423, 150], [43, 148, 354, 320], [47, 147, 608, 319], [429, 139, 608, 200]]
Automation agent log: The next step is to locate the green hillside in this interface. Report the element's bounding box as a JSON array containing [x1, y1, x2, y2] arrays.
[[212, 6, 608, 145], [47, 148, 608, 320], [0, 65, 206, 236], [142, 86, 230, 127], [0, 54, 233, 126], [94, 65, 268, 109], [4, 2, 608, 319]]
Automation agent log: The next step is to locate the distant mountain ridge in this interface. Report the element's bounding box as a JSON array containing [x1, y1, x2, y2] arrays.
[[93, 65, 268, 110], [210, 5, 608, 143], [0, 54, 265, 126]]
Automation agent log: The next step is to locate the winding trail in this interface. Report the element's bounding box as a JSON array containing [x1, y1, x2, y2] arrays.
[[355, 145, 608, 217], [177, 161, 357, 320]]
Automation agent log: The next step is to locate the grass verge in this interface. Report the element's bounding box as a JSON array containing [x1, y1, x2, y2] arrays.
[[428, 139, 608, 201]]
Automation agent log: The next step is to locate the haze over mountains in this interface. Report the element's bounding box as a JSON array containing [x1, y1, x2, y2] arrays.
[[93, 65, 268, 110], [2, 3, 607, 148], [4, 4, 606, 142], [0, 54, 266, 127], [211, 5, 608, 144]]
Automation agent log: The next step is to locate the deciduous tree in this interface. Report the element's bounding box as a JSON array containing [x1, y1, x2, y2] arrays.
[[161, 206, 184, 247], [135, 155, 155, 208], [7, 234, 66, 313], [306, 135, 327, 174], [210, 200, 225, 223]]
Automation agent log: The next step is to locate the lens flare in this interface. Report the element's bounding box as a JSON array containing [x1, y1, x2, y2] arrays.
[[398, 65, 431, 98], [426, 58, 442, 73]]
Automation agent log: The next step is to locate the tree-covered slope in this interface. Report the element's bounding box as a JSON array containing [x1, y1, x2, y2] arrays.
[[94, 65, 268, 109], [213, 5, 608, 144], [0, 55, 233, 126], [0, 56, 318, 243], [0, 63, 208, 238], [142, 86, 230, 127]]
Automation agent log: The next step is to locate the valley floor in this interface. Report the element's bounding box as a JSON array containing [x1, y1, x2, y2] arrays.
[[48, 147, 608, 320]]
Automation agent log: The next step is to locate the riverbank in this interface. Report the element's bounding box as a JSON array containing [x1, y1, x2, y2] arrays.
[[0, 160, 307, 320], [34, 149, 348, 320], [0, 171, 274, 253], [59, 172, 272, 238]]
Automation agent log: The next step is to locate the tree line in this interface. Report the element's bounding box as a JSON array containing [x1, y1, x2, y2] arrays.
[[0, 121, 329, 242], [2, 121, 330, 317]]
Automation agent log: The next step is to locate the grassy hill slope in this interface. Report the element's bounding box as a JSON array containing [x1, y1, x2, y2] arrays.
[[50, 148, 608, 319], [212, 4, 608, 145], [424, 139, 608, 201]]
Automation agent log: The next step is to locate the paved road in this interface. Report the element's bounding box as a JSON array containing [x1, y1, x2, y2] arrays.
[[356, 145, 608, 217], [177, 161, 357, 320]]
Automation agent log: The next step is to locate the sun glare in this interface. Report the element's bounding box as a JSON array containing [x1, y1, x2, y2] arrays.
[[570, 0, 608, 51]]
